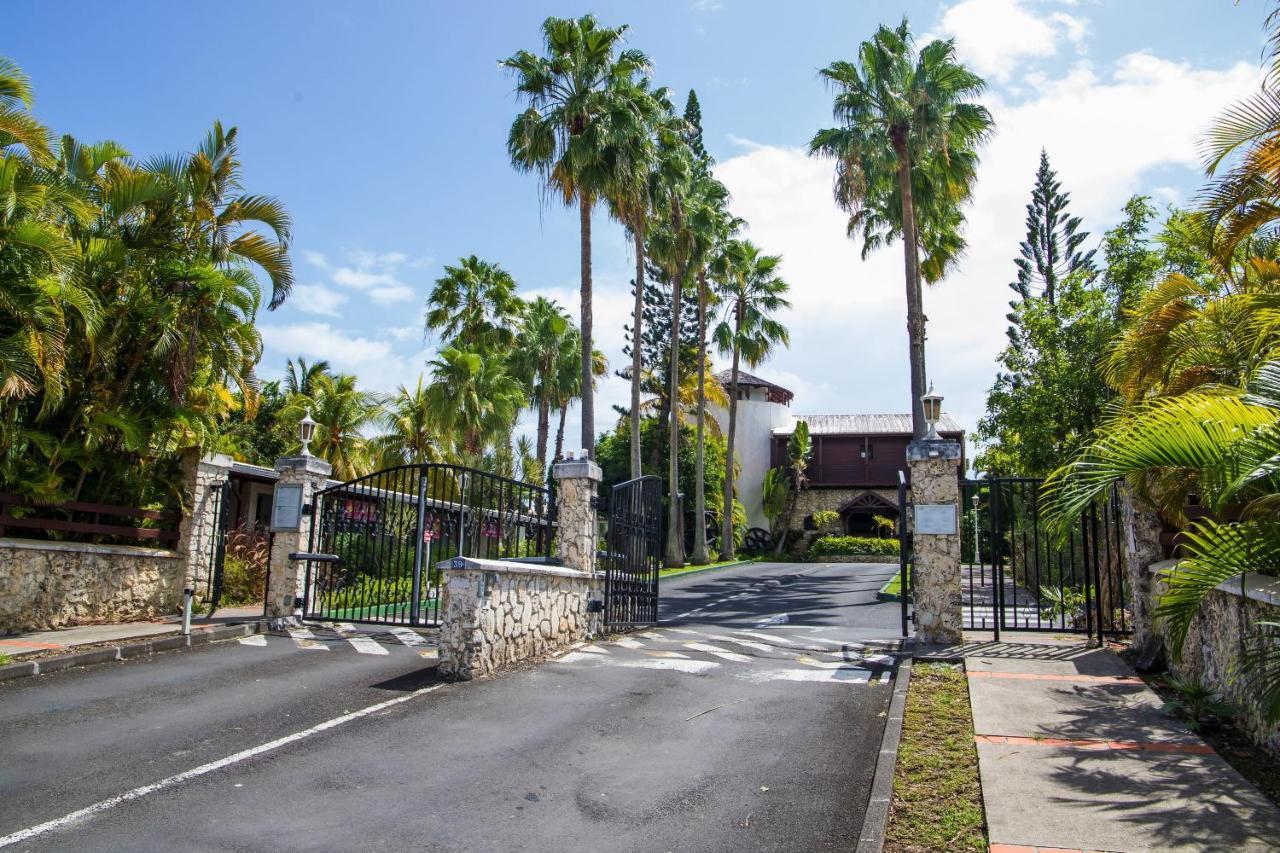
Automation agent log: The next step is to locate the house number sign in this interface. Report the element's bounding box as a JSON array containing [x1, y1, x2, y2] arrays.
[[914, 504, 957, 535]]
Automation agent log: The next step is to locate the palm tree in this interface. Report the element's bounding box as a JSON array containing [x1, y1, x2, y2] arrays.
[[370, 376, 449, 467], [425, 255, 524, 351], [713, 240, 791, 561], [810, 20, 992, 438], [504, 15, 650, 458], [551, 327, 608, 462], [284, 357, 331, 397], [509, 296, 571, 477], [283, 373, 379, 480], [426, 346, 526, 460], [0, 56, 52, 164]]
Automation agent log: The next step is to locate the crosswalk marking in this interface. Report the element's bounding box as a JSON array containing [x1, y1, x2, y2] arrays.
[[613, 638, 645, 649], [731, 630, 797, 646], [665, 628, 703, 636], [389, 627, 428, 648], [742, 667, 872, 684], [683, 642, 751, 663], [238, 635, 267, 647], [643, 650, 690, 659], [635, 632, 666, 640], [794, 654, 855, 670], [579, 644, 610, 654], [288, 627, 329, 651], [615, 658, 719, 674], [345, 635, 389, 655], [701, 633, 774, 652]]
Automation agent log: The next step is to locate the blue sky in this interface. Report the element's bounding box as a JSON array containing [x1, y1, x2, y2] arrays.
[[7, 1, 1272, 452]]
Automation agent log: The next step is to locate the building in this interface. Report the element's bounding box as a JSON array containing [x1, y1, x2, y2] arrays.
[[709, 369, 965, 536]]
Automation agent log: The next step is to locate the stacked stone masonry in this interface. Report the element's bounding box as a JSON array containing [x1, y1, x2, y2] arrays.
[[907, 441, 964, 645], [438, 557, 599, 680]]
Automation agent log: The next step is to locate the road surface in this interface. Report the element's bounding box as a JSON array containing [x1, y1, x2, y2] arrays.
[[0, 560, 902, 852]]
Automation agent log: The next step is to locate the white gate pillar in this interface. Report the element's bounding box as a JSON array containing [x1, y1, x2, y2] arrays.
[[907, 438, 964, 645], [266, 454, 332, 618]]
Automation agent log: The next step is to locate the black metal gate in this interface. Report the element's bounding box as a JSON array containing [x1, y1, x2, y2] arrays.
[[898, 471, 913, 637], [602, 475, 663, 628], [204, 479, 234, 614], [301, 464, 556, 627], [963, 477, 1129, 641]]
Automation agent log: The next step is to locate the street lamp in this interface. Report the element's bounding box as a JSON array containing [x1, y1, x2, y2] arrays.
[[921, 385, 943, 440], [299, 410, 317, 457]]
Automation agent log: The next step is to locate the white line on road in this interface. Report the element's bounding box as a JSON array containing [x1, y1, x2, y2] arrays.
[[0, 684, 445, 849], [287, 628, 328, 651], [731, 630, 798, 645], [614, 659, 719, 674], [682, 642, 751, 663], [344, 635, 388, 656], [613, 638, 645, 649], [700, 633, 773, 652], [740, 667, 872, 684], [389, 627, 428, 648], [237, 635, 267, 647], [643, 650, 690, 659], [754, 613, 790, 627]]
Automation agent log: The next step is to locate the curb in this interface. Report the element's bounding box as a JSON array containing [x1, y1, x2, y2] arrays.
[[0, 622, 267, 683], [659, 558, 758, 581], [856, 653, 913, 853]]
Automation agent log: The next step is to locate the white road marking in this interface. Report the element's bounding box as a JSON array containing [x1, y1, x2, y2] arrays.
[[740, 667, 872, 684], [556, 652, 601, 664], [389, 627, 428, 648], [865, 654, 895, 666], [665, 628, 703, 636], [879, 671, 891, 683], [683, 642, 751, 663], [288, 627, 329, 651], [701, 633, 774, 652], [334, 622, 358, 633], [731, 630, 797, 645], [615, 659, 719, 674], [643, 650, 690, 659], [635, 632, 666, 640], [613, 638, 645, 649], [344, 635, 388, 656], [0, 685, 445, 849], [237, 635, 267, 647], [579, 644, 610, 655], [754, 613, 790, 627], [794, 655, 855, 670]]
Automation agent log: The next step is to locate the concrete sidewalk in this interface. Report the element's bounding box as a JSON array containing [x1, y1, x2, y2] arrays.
[[962, 642, 1280, 852], [0, 606, 262, 658]]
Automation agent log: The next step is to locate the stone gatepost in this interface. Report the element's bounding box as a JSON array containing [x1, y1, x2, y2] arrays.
[[177, 449, 233, 595], [1120, 484, 1164, 654], [907, 438, 964, 645], [266, 454, 332, 618], [552, 458, 604, 634]]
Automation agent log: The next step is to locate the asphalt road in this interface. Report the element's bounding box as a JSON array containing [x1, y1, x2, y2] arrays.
[[0, 560, 902, 853]]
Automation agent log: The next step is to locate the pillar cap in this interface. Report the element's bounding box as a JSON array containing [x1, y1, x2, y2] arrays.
[[552, 459, 603, 482], [906, 439, 962, 462], [274, 455, 333, 476]]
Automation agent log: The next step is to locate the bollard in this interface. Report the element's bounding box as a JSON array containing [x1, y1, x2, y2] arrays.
[[181, 587, 194, 635]]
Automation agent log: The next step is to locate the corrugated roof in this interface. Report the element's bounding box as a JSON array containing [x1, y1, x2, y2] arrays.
[[772, 413, 964, 436], [716, 368, 791, 392]]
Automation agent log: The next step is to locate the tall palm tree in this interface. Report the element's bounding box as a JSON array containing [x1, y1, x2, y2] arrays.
[[283, 373, 379, 480], [426, 346, 526, 460], [509, 296, 571, 476], [504, 14, 650, 458], [551, 327, 608, 462], [713, 240, 791, 561], [370, 376, 449, 467], [425, 255, 524, 351], [810, 20, 992, 438], [284, 356, 331, 397]]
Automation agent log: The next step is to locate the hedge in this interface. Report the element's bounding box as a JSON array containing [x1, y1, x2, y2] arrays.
[[809, 535, 899, 557]]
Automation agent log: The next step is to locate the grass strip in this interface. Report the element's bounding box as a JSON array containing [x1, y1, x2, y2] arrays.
[[659, 557, 757, 580], [883, 662, 987, 853], [878, 565, 912, 600]]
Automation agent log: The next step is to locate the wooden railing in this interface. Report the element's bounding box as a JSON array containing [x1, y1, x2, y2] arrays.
[[806, 463, 909, 488], [0, 493, 181, 547]]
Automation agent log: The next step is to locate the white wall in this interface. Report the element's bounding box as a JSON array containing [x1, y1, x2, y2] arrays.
[[710, 393, 793, 530]]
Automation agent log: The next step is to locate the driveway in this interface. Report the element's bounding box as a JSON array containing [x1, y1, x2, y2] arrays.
[[0, 560, 902, 852]]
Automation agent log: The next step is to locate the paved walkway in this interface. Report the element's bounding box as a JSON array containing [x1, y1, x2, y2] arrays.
[[959, 642, 1280, 852], [0, 606, 262, 657]]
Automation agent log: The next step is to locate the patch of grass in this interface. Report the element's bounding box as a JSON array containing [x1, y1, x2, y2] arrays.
[[659, 557, 757, 580], [884, 662, 987, 853], [879, 565, 912, 600], [0, 652, 10, 666]]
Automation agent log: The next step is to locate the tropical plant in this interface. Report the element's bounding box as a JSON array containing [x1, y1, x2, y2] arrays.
[[282, 373, 379, 479], [504, 14, 651, 457], [1160, 673, 1238, 733], [761, 466, 789, 539], [810, 19, 993, 439], [425, 255, 524, 351], [712, 239, 791, 560], [773, 420, 813, 556], [810, 536, 899, 557], [509, 296, 571, 477], [426, 347, 526, 461], [812, 509, 840, 529], [284, 357, 331, 397], [369, 376, 449, 467]]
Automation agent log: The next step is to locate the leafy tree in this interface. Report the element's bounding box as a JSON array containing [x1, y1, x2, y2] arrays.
[[712, 239, 790, 560], [773, 420, 812, 556], [504, 15, 651, 457], [509, 296, 571, 476], [810, 20, 992, 438], [281, 373, 379, 480], [1012, 151, 1095, 305], [284, 357, 331, 397], [425, 255, 524, 351], [369, 377, 449, 467], [425, 346, 525, 461]]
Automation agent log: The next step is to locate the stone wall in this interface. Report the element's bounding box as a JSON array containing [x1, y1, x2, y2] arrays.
[[791, 488, 898, 526], [1146, 562, 1280, 756], [907, 440, 963, 644], [177, 449, 232, 593], [0, 539, 185, 633], [438, 557, 599, 680]]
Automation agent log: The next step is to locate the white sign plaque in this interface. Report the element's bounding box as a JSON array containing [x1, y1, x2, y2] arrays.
[[270, 483, 304, 531], [914, 504, 957, 535]]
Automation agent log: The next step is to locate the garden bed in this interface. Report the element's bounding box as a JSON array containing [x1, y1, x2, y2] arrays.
[[883, 662, 987, 853]]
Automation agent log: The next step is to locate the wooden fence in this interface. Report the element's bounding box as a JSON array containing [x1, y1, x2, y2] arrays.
[[0, 493, 181, 547]]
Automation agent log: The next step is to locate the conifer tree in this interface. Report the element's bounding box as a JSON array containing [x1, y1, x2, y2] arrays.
[[1012, 150, 1095, 305]]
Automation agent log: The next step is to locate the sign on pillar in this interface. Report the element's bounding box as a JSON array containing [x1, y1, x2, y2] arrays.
[[907, 438, 964, 645], [266, 454, 332, 618]]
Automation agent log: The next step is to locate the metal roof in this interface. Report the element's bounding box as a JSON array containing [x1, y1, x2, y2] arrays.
[[715, 368, 794, 404], [229, 460, 343, 489], [772, 413, 965, 436]]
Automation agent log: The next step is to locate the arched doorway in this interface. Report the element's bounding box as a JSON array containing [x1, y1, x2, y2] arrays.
[[838, 492, 899, 537]]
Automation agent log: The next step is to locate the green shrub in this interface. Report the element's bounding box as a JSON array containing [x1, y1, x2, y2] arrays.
[[811, 510, 840, 529], [218, 527, 269, 606], [809, 535, 899, 557]]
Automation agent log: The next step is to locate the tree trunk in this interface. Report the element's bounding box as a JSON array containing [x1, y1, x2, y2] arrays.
[[892, 131, 928, 441], [719, 306, 741, 561], [690, 271, 710, 565], [630, 221, 645, 479], [579, 194, 595, 458], [535, 393, 550, 479], [665, 263, 685, 569], [554, 406, 568, 463]]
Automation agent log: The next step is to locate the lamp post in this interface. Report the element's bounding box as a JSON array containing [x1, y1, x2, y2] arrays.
[[298, 410, 317, 457], [921, 385, 943, 440]]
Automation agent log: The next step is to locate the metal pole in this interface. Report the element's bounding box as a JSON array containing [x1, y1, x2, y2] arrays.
[[181, 587, 194, 635], [409, 469, 427, 626]]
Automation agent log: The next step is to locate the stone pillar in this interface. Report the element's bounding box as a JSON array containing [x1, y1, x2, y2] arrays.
[[1120, 484, 1164, 653], [176, 448, 233, 594], [907, 439, 964, 645], [266, 455, 332, 618], [552, 459, 603, 576]]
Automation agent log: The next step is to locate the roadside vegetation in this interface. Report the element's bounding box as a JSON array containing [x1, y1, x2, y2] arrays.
[[884, 663, 987, 853]]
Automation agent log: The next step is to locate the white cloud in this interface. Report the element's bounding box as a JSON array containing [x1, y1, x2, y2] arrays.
[[932, 0, 1089, 83], [387, 325, 423, 342], [713, 50, 1261, 440], [302, 250, 329, 269], [369, 283, 416, 305], [290, 282, 348, 317], [259, 321, 430, 392]]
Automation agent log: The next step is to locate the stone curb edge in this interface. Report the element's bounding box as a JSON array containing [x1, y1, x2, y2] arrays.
[[0, 622, 267, 683], [855, 650, 913, 853]]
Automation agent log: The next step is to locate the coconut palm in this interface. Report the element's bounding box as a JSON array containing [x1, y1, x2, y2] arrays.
[[509, 296, 571, 476], [370, 376, 449, 467], [503, 14, 651, 457], [282, 373, 379, 480], [426, 346, 526, 461], [810, 20, 992, 438], [713, 240, 791, 561], [284, 357, 331, 397], [0, 56, 52, 164], [425, 255, 524, 351]]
